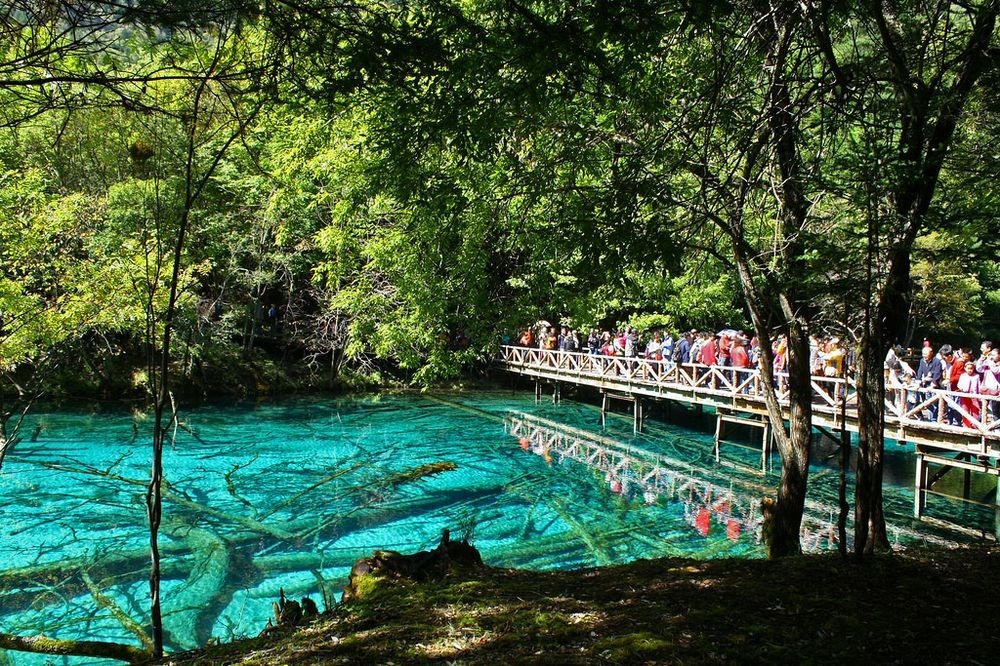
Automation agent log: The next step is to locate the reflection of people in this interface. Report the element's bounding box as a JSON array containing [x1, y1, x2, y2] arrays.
[[695, 506, 710, 536]]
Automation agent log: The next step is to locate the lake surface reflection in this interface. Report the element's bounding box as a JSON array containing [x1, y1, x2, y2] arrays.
[[0, 391, 984, 664]]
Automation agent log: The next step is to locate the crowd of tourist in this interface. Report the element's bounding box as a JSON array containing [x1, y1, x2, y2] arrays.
[[510, 323, 1000, 429], [886, 339, 1000, 427]]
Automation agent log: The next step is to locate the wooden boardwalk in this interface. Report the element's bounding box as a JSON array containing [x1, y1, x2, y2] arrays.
[[498, 345, 1000, 526]]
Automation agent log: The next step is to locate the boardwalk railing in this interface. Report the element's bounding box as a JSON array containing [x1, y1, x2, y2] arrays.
[[498, 345, 1000, 450]]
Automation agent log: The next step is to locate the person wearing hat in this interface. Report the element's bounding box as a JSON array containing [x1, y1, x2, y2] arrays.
[[823, 337, 845, 378]]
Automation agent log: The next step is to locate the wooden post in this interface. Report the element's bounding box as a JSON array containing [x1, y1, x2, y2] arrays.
[[534, 381, 541, 403], [600, 392, 607, 426], [553, 383, 560, 405], [995, 476, 1000, 542], [914, 451, 927, 518], [761, 423, 770, 473], [634, 399, 643, 434]]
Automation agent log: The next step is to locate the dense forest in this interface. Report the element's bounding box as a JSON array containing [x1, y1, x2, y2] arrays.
[[2, 1, 998, 397], [2, 0, 1000, 661]]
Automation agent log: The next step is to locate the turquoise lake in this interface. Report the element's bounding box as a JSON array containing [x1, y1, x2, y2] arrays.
[[0, 390, 991, 664]]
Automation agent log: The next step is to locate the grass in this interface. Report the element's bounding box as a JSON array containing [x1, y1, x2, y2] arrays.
[[168, 545, 1000, 665]]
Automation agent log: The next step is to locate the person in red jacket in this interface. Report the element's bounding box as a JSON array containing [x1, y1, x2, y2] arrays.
[[730, 337, 750, 368], [719, 332, 733, 366], [730, 336, 751, 391], [699, 334, 718, 366], [940, 344, 965, 425], [696, 333, 717, 381]]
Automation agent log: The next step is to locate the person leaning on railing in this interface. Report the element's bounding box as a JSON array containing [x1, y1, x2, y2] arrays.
[[941, 345, 967, 425], [956, 360, 982, 428], [915, 346, 943, 421], [978, 345, 1000, 421]]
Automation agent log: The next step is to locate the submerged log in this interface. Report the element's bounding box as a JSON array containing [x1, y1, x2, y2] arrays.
[[0, 632, 148, 664], [341, 529, 484, 603], [161, 524, 236, 651]]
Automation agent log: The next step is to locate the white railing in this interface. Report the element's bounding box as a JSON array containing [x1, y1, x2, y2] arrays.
[[499, 345, 1000, 443]]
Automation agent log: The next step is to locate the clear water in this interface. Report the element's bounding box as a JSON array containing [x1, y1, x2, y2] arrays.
[[0, 390, 992, 664]]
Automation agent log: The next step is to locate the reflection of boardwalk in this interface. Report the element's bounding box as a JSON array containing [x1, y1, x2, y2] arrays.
[[505, 413, 956, 553], [499, 346, 1000, 526]]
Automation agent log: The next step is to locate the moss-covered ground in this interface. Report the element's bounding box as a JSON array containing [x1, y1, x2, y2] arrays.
[[168, 545, 999, 665]]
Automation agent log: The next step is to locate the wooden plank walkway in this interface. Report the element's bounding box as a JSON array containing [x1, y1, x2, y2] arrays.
[[498, 345, 1000, 527]]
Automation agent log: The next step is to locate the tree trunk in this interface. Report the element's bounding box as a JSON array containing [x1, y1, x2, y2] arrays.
[[855, 324, 891, 556], [766, 324, 812, 557]]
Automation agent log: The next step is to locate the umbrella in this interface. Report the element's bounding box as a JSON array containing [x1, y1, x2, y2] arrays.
[[717, 328, 737, 338]]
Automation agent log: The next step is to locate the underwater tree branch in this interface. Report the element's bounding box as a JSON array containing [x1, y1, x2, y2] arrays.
[[0, 632, 149, 664]]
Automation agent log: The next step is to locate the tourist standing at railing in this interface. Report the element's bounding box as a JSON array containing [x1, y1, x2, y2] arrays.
[[772, 335, 788, 391], [645, 332, 663, 361], [624, 328, 637, 358], [544, 326, 558, 351], [731, 336, 750, 368], [809, 336, 823, 375], [597, 331, 611, 355], [822, 338, 846, 378], [563, 328, 580, 353], [689, 333, 706, 370], [885, 345, 912, 383], [939, 345, 964, 390], [978, 347, 1000, 421], [678, 331, 694, 366], [518, 328, 533, 347], [587, 329, 600, 355], [661, 331, 674, 367], [974, 340, 993, 373], [699, 333, 718, 368], [730, 336, 750, 391], [939, 345, 965, 425], [956, 360, 982, 428], [915, 345, 943, 421], [614, 330, 626, 355], [718, 332, 733, 367], [773, 335, 787, 372]]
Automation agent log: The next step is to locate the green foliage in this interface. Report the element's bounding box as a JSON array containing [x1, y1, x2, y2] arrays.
[[1, 0, 998, 392], [910, 231, 985, 343], [628, 314, 674, 335]]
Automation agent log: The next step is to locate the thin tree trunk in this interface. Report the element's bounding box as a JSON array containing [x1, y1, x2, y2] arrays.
[[767, 325, 812, 557], [856, 311, 892, 556]]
